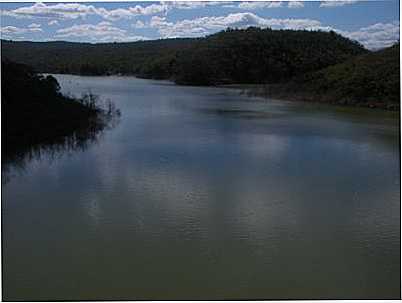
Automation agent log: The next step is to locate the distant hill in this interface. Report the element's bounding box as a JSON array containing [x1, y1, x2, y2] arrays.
[[295, 43, 400, 108], [1, 27, 367, 85], [171, 27, 367, 85], [236, 43, 400, 110], [5, 27, 396, 109], [1, 38, 194, 76]]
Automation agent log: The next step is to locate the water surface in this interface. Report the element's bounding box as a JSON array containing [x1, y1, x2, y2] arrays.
[[3, 75, 400, 300]]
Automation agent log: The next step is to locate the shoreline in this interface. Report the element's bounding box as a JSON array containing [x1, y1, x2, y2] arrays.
[[49, 72, 399, 112], [219, 83, 400, 111]]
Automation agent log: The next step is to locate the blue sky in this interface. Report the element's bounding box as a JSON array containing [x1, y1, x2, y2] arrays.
[[0, 1, 399, 49]]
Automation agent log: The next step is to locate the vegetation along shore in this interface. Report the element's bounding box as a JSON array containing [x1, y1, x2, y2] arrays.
[[1, 60, 120, 162], [2, 27, 400, 110]]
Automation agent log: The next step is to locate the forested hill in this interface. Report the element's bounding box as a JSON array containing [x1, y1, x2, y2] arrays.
[[237, 43, 399, 109], [171, 27, 367, 85], [1, 38, 194, 76], [1, 27, 367, 85], [294, 43, 400, 108]]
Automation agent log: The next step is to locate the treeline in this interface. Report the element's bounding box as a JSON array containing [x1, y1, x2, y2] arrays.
[[3, 27, 398, 109], [238, 43, 400, 109], [1, 38, 194, 76], [295, 42, 400, 109], [1, 27, 366, 85], [163, 27, 367, 85], [1, 60, 119, 158]]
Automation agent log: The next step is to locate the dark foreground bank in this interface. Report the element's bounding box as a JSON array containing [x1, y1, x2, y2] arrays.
[[1, 60, 120, 162]]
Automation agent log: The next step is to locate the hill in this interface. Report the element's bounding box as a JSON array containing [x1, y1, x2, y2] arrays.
[[298, 43, 400, 108], [235, 43, 400, 110], [0, 38, 194, 76], [1, 27, 367, 84], [171, 27, 367, 85]]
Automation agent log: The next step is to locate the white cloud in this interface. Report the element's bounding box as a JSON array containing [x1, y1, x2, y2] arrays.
[[0, 24, 42, 39], [55, 21, 149, 42], [28, 23, 41, 29], [150, 13, 324, 38], [238, 2, 283, 9], [133, 20, 146, 28], [1, 4, 398, 50], [149, 12, 399, 49], [339, 21, 400, 49], [48, 20, 59, 26], [2, 3, 97, 19], [95, 4, 169, 21], [320, 1, 358, 7], [288, 2, 305, 9], [2, 2, 169, 21], [163, 1, 227, 10]]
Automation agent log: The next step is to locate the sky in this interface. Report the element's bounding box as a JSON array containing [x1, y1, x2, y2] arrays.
[[0, 1, 399, 49]]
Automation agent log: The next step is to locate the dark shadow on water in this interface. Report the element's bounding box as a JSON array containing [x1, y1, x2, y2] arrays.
[[2, 109, 120, 184], [200, 108, 282, 119]]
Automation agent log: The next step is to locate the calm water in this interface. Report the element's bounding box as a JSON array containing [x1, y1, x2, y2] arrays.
[[2, 75, 400, 300]]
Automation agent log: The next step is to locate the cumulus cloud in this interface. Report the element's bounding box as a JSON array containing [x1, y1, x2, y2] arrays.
[[2, 2, 169, 21], [1, 4, 397, 49], [133, 20, 146, 28], [55, 21, 149, 42], [149, 12, 398, 49], [2, 3, 97, 19], [1, 2, 230, 21], [48, 20, 59, 26], [150, 13, 324, 38], [238, 2, 283, 9], [28, 23, 41, 29], [0, 24, 42, 39], [320, 0, 358, 7], [340, 21, 400, 49], [163, 1, 228, 10], [288, 2, 305, 9], [96, 4, 169, 21]]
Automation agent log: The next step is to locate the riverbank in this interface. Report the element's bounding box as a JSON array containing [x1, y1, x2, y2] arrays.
[[221, 83, 400, 111], [2, 60, 120, 161]]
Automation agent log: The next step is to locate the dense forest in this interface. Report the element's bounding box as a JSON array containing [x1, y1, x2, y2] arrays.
[[296, 42, 400, 109], [171, 28, 367, 85], [1, 60, 119, 159], [238, 43, 400, 109], [1, 37, 194, 76], [2, 27, 366, 84]]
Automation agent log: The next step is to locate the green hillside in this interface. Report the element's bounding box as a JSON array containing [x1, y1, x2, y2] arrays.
[[3, 27, 397, 109], [296, 43, 400, 108], [1, 27, 367, 84], [1, 38, 194, 75], [171, 27, 367, 85], [237, 43, 400, 110]]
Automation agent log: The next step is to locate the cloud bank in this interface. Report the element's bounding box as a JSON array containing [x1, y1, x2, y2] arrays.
[[0, 2, 398, 49], [55, 21, 149, 42]]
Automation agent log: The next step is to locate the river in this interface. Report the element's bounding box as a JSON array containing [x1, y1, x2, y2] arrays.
[[2, 75, 400, 300]]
